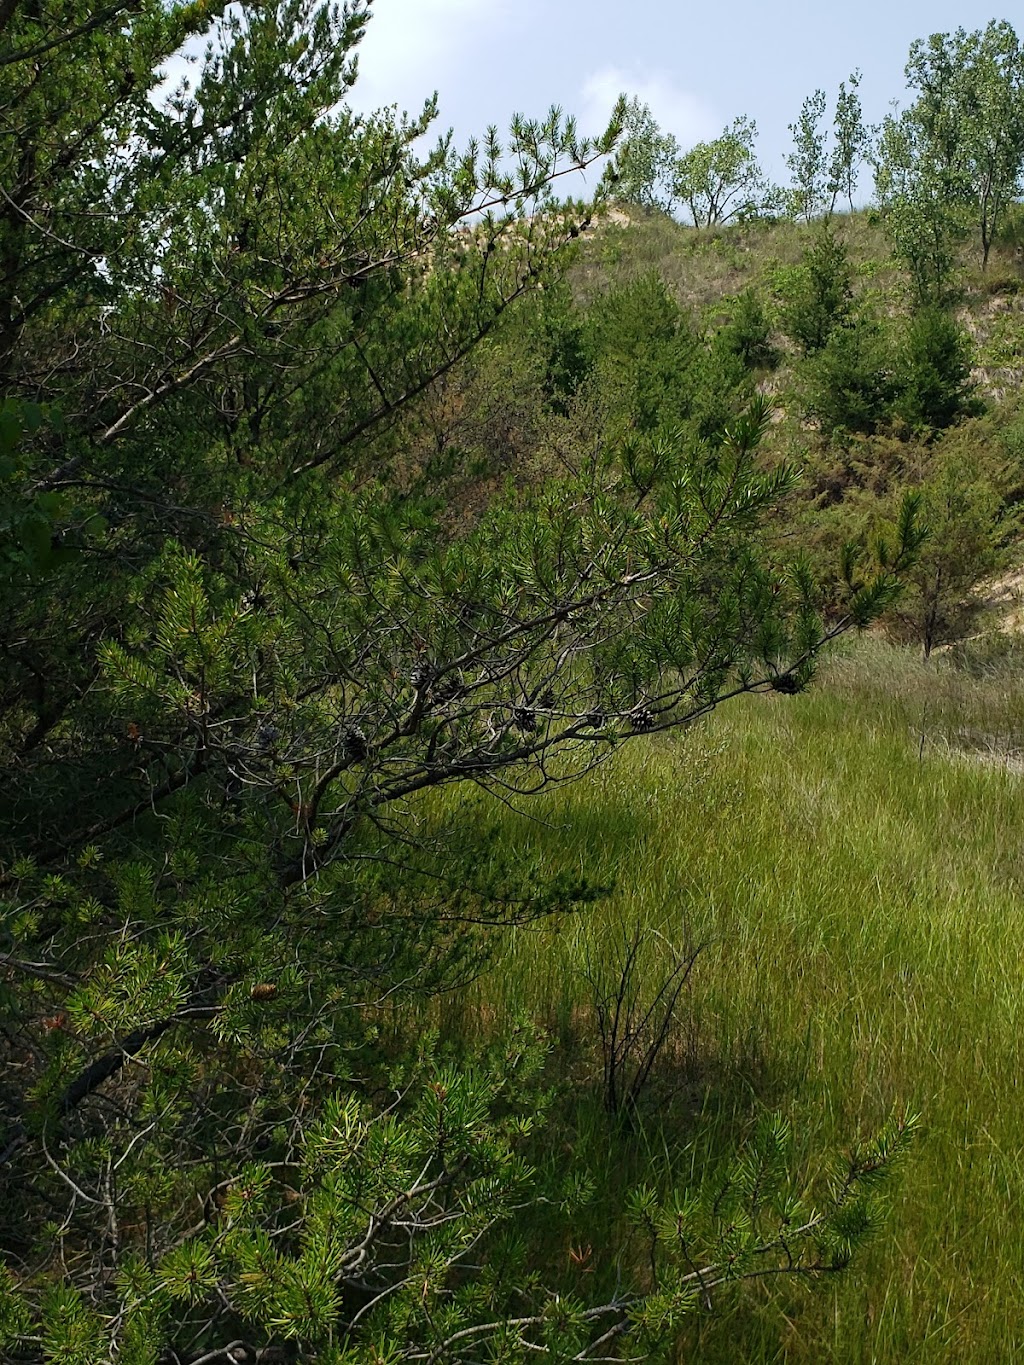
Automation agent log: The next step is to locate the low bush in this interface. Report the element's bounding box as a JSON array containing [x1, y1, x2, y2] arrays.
[[893, 307, 977, 431], [802, 314, 897, 435], [780, 228, 854, 353]]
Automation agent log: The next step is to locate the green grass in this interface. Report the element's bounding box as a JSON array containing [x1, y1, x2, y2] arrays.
[[431, 637, 1024, 1362], [573, 207, 900, 317]]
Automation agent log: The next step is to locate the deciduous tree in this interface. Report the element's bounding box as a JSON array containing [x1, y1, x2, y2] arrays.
[[872, 109, 962, 301], [603, 96, 680, 212], [828, 71, 871, 214], [898, 452, 1009, 655], [879, 21, 1024, 273], [672, 117, 774, 229], [787, 75, 871, 222], [786, 89, 829, 223]]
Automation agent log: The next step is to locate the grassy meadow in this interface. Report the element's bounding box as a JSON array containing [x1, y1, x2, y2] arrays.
[[425, 636, 1024, 1362]]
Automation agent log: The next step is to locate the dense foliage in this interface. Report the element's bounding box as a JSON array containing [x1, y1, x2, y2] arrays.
[[9, 2, 1024, 1361], [876, 20, 1024, 276], [606, 17, 1024, 661], [0, 4, 936, 1363]]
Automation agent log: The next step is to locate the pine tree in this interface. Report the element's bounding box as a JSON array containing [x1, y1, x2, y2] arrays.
[[0, 5, 923, 1360]]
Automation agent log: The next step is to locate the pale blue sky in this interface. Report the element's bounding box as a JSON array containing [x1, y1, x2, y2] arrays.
[[352, 1, 1013, 188]]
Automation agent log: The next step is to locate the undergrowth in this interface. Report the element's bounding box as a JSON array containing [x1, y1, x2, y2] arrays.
[[423, 636, 1024, 1362]]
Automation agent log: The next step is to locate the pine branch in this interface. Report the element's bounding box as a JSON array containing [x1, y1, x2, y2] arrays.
[[0, 3, 141, 67]]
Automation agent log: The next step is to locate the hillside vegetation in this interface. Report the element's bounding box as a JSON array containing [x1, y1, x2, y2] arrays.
[[393, 198, 1024, 1362], [431, 204, 1024, 660], [4, 5, 1024, 1364]]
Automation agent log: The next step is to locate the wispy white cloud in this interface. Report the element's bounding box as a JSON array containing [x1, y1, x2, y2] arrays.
[[580, 67, 720, 147], [353, 0, 517, 115]]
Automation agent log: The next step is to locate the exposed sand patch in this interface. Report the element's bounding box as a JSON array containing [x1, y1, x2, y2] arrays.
[[980, 564, 1024, 634]]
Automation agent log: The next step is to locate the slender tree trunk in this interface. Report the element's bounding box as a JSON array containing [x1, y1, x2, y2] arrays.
[[922, 571, 942, 659]]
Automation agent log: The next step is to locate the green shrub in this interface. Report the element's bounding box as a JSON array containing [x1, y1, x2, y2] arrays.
[[780, 228, 853, 353], [583, 272, 753, 439], [893, 307, 977, 431], [688, 333, 754, 440], [531, 280, 593, 411], [715, 287, 779, 370], [584, 272, 693, 433], [893, 450, 1009, 655], [802, 314, 898, 435]]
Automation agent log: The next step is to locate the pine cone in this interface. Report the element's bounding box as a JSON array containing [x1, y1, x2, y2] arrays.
[[256, 722, 280, 751], [343, 724, 368, 761], [434, 676, 465, 704], [771, 673, 802, 695], [410, 660, 433, 690], [629, 707, 655, 733], [581, 711, 604, 729]]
